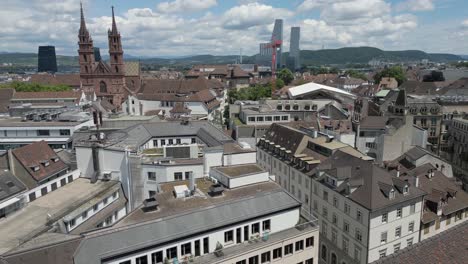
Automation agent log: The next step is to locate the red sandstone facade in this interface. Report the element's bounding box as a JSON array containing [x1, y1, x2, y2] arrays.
[[78, 4, 130, 108]]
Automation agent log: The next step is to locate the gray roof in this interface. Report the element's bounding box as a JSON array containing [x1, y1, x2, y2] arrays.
[[74, 189, 300, 264], [0, 171, 26, 203], [372, 221, 468, 264]]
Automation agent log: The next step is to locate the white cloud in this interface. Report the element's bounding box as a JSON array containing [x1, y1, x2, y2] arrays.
[[222, 3, 293, 29], [396, 0, 435, 12], [156, 0, 217, 13], [462, 19, 468, 28], [321, 0, 390, 22]]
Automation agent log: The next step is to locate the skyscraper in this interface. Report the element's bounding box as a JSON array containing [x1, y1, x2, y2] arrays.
[[93, 47, 102, 62], [37, 45, 57, 73], [289, 27, 300, 70], [256, 19, 283, 68]]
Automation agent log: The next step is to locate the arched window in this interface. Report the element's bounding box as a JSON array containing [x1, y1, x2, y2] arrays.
[[83, 55, 87, 62], [331, 253, 337, 264], [114, 54, 118, 61], [115, 66, 119, 73], [100, 81, 107, 93], [321, 245, 328, 261]]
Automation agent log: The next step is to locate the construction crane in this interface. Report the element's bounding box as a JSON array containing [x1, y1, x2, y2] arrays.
[[265, 38, 282, 79]]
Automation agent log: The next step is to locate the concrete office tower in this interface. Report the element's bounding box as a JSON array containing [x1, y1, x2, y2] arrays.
[[272, 19, 283, 69], [256, 19, 283, 68], [93, 47, 102, 62], [37, 46, 57, 73], [289, 27, 300, 70]]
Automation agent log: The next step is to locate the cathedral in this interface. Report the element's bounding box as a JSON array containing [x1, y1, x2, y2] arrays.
[[78, 4, 139, 109]]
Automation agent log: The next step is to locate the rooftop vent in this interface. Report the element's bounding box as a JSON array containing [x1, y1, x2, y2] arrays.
[[142, 197, 159, 212], [209, 183, 225, 197]]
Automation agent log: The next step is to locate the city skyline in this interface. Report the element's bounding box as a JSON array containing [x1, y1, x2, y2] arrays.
[[0, 0, 467, 56]]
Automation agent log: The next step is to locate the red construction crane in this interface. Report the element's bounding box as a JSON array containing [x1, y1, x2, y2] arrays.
[[265, 38, 282, 79]]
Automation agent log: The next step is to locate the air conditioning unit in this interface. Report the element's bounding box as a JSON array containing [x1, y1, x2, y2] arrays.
[[102, 173, 111, 181]]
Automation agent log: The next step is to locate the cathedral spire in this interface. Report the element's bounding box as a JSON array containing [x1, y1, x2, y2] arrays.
[[79, 2, 88, 35], [111, 6, 118, 34]]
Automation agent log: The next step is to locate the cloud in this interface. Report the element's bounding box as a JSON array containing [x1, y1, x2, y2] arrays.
[[462, 19, 468, 28], [222, 3, 293, 29], [156, 0, 217, 13], [321, 0, 390, 22], [396, 0, 435, 12]]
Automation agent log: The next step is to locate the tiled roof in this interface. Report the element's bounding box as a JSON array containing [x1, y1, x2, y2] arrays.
[[12, 141, 68, 182], [0, 171, 26, 202], [12, 91, 81, 101], [29, 74, 81, 87], [399, 80, 437, 95], [124, 61, 140, 76], [373, 221, 468, 264], [0, 88, 14, 113]]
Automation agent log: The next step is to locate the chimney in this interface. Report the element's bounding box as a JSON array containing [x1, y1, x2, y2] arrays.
[[91, 143, 100, 183], [415, 175, 419, 188], [396, 165, 400, 178], [189, 172, 196, 193]]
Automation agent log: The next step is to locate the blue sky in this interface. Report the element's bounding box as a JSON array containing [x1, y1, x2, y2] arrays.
[[0, 0, 467, 56]]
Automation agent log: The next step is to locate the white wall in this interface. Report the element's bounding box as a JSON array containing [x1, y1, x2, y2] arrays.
[[23, 169, 80, 203], [223, 152, 257, 166]]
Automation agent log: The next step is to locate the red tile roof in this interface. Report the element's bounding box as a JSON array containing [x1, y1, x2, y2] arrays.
[[29, 74, 81, 87], [12, 91, 82, 101], [12, 141, 68, 182]]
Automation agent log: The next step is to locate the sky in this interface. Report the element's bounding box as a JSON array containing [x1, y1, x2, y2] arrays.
[[0, 0, 467, 57]]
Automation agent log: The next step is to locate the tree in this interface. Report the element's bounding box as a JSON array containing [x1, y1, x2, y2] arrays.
[[275, 79, 285, 89], [374, 66, 407, 86], [277, 68, 294, 85], [0, 81, 71, 92], [345, 69, 367, 81]]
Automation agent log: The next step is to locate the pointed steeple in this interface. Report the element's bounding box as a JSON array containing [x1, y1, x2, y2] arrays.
[[79, 2, 88, 35], [111, 6, 118, 34]]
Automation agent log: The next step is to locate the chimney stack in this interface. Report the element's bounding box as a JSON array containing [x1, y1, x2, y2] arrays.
[[396, 165, 400, 178], [415, 175, 419, 188]]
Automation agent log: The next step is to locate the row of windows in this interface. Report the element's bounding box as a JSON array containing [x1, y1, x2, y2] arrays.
[[152, 137, 196, 147], [423, 210, 467, 234], [378, 238, 414, 259], [224, 220, 271, 244], [122, 237, 210, 264], [247, 115, 289, 123], [322, 243, 360, 264], [380, 222, 414, 244], [381, 204, 415, 223], [276, 104, 317, 111], [0, 129, 71, 137], [28, 175, 74, 202], [147, 171, 192, 182], [68, 191, 118, 229], [235, 237, 314, 264]]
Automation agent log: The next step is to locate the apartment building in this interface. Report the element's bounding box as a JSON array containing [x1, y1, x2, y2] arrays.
[[1, 165, 319, 264], [256, 124, 425, 264], [446, 117, 468, 190]]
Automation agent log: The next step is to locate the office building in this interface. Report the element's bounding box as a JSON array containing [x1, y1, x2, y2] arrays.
[[37, 45, 57, 73], [289, 27, 300, 71], [257, 19, 283, 68]]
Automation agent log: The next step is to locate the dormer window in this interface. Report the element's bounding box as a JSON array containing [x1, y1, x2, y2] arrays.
[[31, 165, 40, 172], [51, 156, 60, 163], [403, 185, 409, 195], [389, 189, 395, 199], [41, 160, 50, 167]]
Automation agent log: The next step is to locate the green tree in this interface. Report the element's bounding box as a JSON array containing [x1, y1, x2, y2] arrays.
[[277, 68, 294, 85], [374, 66, 407, 86], [275, 79, 285, 89], [345, 69, 367, 81], [0, 81, 71, 92]]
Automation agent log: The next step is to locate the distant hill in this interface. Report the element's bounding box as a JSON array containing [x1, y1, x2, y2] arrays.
[[0, 47, 462, 69], [295, 47, 462, 65]]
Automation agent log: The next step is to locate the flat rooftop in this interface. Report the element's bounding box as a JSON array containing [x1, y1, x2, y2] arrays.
[[115, 179, 280, 227], [0, 118, 84, 127], [214, 164, 265, 178], [0, 178, 119, 254]]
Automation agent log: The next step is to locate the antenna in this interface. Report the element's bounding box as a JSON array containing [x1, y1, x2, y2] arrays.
[[240, 48, 243, 64]]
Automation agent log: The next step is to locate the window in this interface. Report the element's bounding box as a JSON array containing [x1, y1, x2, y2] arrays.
[[331, 253, 337, 264], [249, 256, 259, 264], [161, 139, 166, 146], [397, 208, 402, 218], [331, 229, 337, 243], [168, 139, 173, 145], [147, 171, 157, 181], [59, 129, 70, 136], [343, 221, 349, 233], [174, 172, 183, 181], [37, 130, 50, 136], [282, 116, 288, 121], [344, 203, 350, 215], [266, 116, 272, 121], [355, 229, 362, 242], [51, 182, 57, 191], [394, 243, 401, 253], [69, 218, 76, 228], [305, 258, 314, 264], [285, 244, 293, 255], [410, 203, 416, 214], [185, 171, 190, 180], [354, 246, 361, 261], [261, 252, 271, 263], [194, 240, 201, 257], [379, 249, 387, 259], [357, 210, 362, 222], [29, 192, 36, 202], [203, 237, 209, 254], [342, 237, 349, 253], [151, 251, 163, 264], [224, 230, 234, 243], [322, 206, 328, 218], [447, 214, 452, 225], [251, 223, 260, 234], [136, 255, 148, 264], [262, 220, 270, 231], [456, 211, 462, 221], [176, 138, 181, 144], [295, 240, 304, 251], [181, 242, 192, 256], [407, 238, 413, 246], [323, 190, 328, 201], [321, 245, 327, 261], [313, 200, 318, 210], [381, 231, 387, 244], [166, 247, 177, 260], [332, 213, 338, 224], [395, 226, 401, 238], [60, 178, 66, 186], [333, 196, 338, 207], [236, 261, 246, 264], [244, 225, 249, 242], [273, 247, 282, 259], [82, 210, 88, 219], [120, 261, 131, 264], [103, 197, 109, 205], [191, 138, 196, 144], [409, 221, 414, 232], [41, 187, 47, 196], [313, 183, 318, 194], [153, 140, 158, 147], [306, 236, 314, 247], [382, 213, 388, 223], [274, 116, 281, 121], [403, 185, 409, 195], [68, 175, 73, 183]]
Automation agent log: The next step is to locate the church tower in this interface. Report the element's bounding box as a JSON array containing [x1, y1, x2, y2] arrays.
[[108, 6, 125, 75], [78, 2, 95, 76]]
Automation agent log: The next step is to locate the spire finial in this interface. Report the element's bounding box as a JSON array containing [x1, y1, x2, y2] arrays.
[[111, 6, 117, 33], [79, 1, 87, 34]]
